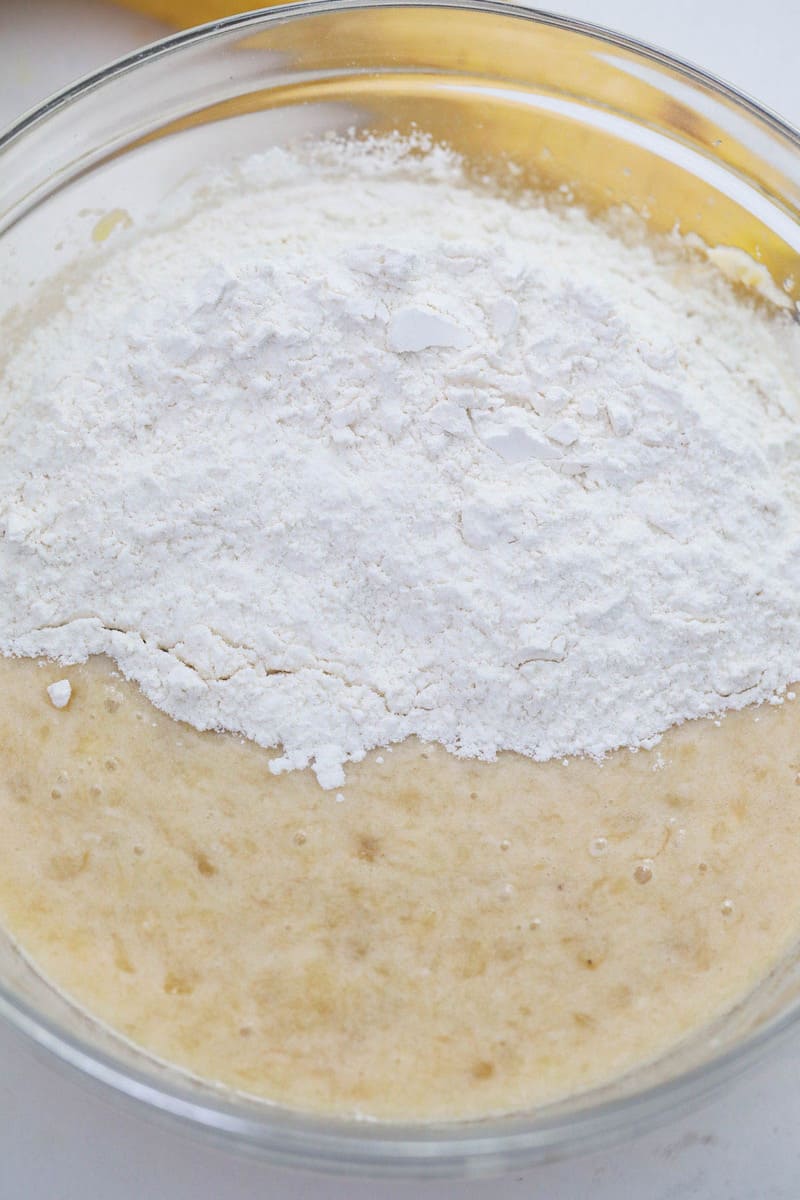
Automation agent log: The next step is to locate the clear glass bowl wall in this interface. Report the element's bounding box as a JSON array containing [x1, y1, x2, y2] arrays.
[[1, 0, 799, 1179]]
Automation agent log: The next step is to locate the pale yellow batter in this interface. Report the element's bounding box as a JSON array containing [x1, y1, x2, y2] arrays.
[[1, 654, 799, 1119]]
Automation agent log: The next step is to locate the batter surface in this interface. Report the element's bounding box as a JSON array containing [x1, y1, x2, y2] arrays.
[[1, 654, 799, 1120]]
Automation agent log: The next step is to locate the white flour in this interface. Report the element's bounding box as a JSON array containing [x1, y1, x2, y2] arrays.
[[2, 138, 800, 788]]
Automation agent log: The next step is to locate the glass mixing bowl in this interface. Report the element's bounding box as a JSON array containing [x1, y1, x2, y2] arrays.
[[1, 0, 800, 1179]]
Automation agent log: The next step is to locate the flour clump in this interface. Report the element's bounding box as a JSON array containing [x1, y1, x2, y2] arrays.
[[2, 137, 800, 788]]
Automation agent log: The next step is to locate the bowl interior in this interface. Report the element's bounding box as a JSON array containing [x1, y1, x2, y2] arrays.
[[1, 0, 800, 1178]]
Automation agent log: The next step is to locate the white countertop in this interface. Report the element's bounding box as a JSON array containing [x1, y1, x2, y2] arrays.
[[2, 2, 800, 1196]]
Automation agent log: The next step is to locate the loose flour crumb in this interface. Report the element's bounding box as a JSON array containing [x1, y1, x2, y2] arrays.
[[46, 680, 72, 709]]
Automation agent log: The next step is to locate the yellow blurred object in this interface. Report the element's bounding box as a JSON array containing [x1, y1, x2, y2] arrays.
[[111, 0, 279, 25]]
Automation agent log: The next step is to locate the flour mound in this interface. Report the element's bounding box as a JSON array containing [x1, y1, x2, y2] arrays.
[[3, 139, 800, 787]]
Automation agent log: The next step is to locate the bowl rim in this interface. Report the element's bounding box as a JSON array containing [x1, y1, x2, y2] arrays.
[[2, 0, 800, 153], [1, 0, 800, 1177]]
